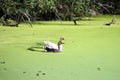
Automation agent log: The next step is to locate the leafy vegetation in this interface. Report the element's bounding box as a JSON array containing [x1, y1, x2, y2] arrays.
[[0, 0, 119, 22]]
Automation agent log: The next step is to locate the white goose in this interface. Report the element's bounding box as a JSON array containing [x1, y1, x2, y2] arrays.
[[44, 37, 64, 52]]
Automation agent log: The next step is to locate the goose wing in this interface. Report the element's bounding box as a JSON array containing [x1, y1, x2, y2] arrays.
[[44, 41, 58, 49]]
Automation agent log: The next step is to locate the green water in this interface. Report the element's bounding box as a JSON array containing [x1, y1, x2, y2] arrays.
[[0, 15, 120, 80]]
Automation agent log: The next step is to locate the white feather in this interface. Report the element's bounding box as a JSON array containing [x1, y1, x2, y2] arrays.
[[59, 45, 63, 52], [44, 41, 58, 49]]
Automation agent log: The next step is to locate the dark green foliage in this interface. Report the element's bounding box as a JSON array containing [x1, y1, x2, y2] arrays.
[[0, 0, 120, 21]]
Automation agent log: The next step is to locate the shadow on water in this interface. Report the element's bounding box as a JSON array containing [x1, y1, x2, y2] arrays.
[[27, 42, 45, 52]]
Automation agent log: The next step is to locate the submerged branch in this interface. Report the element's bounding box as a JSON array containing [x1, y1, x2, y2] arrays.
[[22, 11, 32, 27]]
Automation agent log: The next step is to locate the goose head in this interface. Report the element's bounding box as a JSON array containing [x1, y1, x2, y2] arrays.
[[60, 37, 64, 41], [58, 40, 64, 52]]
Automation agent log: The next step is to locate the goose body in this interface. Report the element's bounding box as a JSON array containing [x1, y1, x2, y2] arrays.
[[44, 37, 64, 52], [44, 41, 58, 49]]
